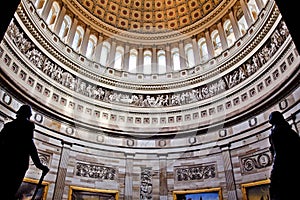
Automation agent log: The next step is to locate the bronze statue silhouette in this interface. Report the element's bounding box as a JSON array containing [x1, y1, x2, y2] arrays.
[[268, 111, 300, 200], [0, 104, 49, 200]]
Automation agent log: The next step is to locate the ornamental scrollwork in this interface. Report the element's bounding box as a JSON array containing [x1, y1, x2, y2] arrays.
[[175, 164, 216, 182], [140, 167, 153, 200], [240, 151, 272, 174], [75, 162, 116, 180]]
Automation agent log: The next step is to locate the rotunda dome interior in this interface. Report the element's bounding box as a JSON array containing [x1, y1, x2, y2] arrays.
[[1, 0, 297, 138], [0, 0, 299, 199]]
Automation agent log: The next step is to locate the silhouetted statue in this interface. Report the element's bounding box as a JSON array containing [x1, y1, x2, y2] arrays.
[[0, 104, 49, 200], [268, 111, 300, 200]]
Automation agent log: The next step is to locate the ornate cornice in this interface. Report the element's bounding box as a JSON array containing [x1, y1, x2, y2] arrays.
[[17, 0, 280, 93]]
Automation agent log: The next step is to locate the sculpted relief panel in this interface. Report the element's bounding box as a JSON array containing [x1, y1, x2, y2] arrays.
[[5, 20, 290, 110]]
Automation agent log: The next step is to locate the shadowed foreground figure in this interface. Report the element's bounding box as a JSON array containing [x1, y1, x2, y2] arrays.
[[0, 104, 49, 200], [268, 111, 300, 200]]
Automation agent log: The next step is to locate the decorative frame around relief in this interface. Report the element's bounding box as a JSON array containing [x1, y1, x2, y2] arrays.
[[241, 179, 270, 200], [173, 187, 222, 200], [68, 186, 119, 200], [15, 177, 49, 200]]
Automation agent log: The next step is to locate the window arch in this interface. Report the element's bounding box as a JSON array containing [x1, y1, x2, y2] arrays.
[[223, 19, 236, 47], [211, 30, 222, 56], [157, 50, 166, 74], [100, 41, 111, 66], [198, 37, 209, 63], [247, 0, 259, 20], [86, 35, 97, 59], [114, 46, 124, 70], [58, 15, 72, 42], [238, 17, 248, 35], [46, 2, 60, 30], [35, 0, 46, 11], [184, 43, 195, 68], [128, 49, 138, 73], [143, 50, 152, 74], [72, 26, 84, 52], [236, 8, 248, 35], [171, 47, 180, 71]]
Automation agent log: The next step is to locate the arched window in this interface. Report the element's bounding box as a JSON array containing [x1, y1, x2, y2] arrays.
[[86, 35, 97, 59], [171, 47, 180, 71], [114, 46, 124, 70], [35, 0, 46, 11], [128, 49, 138, 73], [247, 0, 259, 20], [157, 50, 166, 74], [223, 19, 236, 47], [100, 41, 110, 66], [236, 8, 248, 35], [58, 15, 71, 42], [184, 43, 195, 68], [198, 37, 209, 63], [46, 2, 60, 30], [238, 17, 248, 35], [72, 26, 84, 52], [211, 30, 222, 56], [143, 50, 152, 74]]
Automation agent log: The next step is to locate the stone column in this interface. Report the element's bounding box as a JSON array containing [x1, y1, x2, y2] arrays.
[[107, 38, 117, 67], [217, 21, 228, 50], [137, 45, 144, 73], [53, 6, 66, 35], [165, 44, 172, 73], [80, 26, 91, 56], [93, 33, 104, 63], [66, 17, 78, 47], [240, 0, 254, 27], [192, 35, 201, 66], [255, 0, 264, 11], [159, 154, 168, 200], [123, 44, 130, 72], [178, 40, 187, 69], [220, 144, 238, 200], [229, 10, 241, 40], [151, 45, 158, 74], [205, 30, 215, 59], [124, 153, 134, 200], [52, 141, 72, 200], [40, 0, 54, 20]]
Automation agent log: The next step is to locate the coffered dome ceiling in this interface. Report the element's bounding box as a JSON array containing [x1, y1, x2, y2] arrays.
[[77, 0, 224, 36], [2, 0, 300, 142]]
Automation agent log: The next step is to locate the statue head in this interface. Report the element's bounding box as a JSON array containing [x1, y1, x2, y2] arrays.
[[268, 111, 285, 125], [16, 104, 32, 119]]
